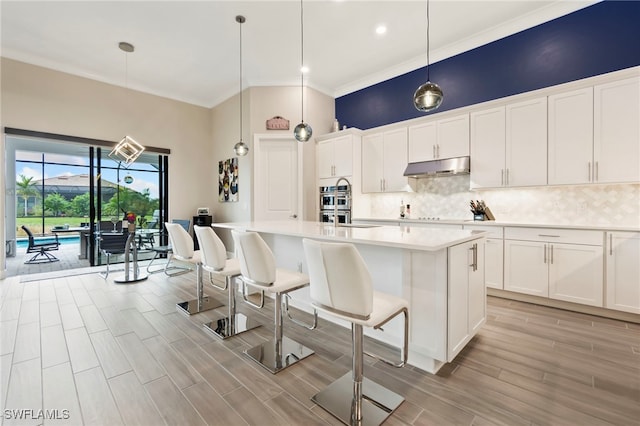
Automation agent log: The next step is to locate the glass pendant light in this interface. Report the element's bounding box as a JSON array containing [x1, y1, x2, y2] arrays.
[[413, 0, 443, 112], [233, 15, 249, 156], [294, 0, 312, 142]]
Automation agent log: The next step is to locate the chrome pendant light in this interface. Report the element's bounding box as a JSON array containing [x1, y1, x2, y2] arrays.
[[109, 42, 145, 167], [413, 0, 443, 112], [293, 0, 312, 142], [233, 15, 249, 156]]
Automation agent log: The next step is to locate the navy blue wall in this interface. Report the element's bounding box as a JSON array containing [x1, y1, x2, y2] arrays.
[[336, 0, 640, 130]]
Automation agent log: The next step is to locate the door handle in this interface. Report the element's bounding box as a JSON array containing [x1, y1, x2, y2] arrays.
[[433, 145, 436, 158], [544, 244, 547, 264], [550, 244, 554, 264], [289, 214, 298, 219], [595, 161, 599, 181], [506, 168, 510, 185], [501, 169, 504, 186], [469, 243, 478, 271], [609, 234, 613, 256], [588, 162, 592, 182]]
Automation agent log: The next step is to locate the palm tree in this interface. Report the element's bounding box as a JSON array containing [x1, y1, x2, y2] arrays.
[[16, 174, 40, 216]]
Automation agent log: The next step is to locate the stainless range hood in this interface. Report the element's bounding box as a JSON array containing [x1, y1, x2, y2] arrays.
[[403, 156, 470, 178]]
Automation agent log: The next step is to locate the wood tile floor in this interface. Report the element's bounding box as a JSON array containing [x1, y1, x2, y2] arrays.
[[1, 268, 639, 425]]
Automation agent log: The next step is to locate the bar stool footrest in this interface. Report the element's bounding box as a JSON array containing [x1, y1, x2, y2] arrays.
[[176, 296, 223, 315], [244, 336, 314, 374], [203, 313, 261, 339], [311, 373, 404, 426]]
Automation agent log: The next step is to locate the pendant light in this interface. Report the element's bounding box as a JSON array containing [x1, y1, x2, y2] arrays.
[[233, 15, 249, 156], [413, 0, 443, 112], [109, 41, 145, 167], [293, 0, 312, 142]]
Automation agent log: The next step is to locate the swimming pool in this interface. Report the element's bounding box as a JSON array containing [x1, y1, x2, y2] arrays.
[[16, 235, 80, 248]]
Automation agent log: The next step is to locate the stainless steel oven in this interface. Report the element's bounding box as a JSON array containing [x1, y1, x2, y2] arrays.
[[319, 210, 351, 224], [319, 185, 351, 211], [319, 184, 352, 224]]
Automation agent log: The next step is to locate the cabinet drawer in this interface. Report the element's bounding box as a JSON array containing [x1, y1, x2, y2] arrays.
[[504, 227, 603, 245], [463, 224, 503, 239]]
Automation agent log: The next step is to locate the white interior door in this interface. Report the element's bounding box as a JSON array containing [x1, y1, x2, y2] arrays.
[[254, 135, 300, 221]]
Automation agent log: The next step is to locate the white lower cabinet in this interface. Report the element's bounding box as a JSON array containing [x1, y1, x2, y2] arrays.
[[504, 227, 604, 307], [448, 239, 485, 361], [463, 224, 504, 289], [606, 231, 640, 314]]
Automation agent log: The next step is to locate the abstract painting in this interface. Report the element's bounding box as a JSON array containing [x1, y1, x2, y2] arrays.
[[218, 157, 239, 202]]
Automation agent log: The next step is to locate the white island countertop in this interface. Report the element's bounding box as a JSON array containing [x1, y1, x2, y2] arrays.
[[213, 220, 487, 251]]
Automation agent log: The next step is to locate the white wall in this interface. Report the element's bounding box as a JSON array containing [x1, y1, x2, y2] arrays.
[[211, 85, 334, 248]]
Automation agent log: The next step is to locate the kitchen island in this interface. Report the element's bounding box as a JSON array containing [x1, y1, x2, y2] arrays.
[[213, 220, 487, 373]]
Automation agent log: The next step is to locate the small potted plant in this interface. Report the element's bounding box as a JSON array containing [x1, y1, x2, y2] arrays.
[[125, 211, 136, 232]]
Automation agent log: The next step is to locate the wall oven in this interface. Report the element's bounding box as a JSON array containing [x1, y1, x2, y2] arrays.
[[319, 185, 352, 224]]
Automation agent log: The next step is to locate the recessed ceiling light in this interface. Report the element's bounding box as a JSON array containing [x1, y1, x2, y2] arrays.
[[300, 65, 309, 74], [375, 25, 387, 35]]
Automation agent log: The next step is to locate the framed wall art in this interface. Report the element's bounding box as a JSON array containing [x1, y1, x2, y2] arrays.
[[218, 157, 239, 202]]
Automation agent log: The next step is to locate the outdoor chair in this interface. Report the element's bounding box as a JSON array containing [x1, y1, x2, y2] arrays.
[[21, 225, 60, 264], [98, 231, 131, 279]]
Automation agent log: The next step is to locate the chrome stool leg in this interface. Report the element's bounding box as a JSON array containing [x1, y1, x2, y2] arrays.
[[203, 275, 260, 339], [176, 263, 224, 315], [311, 323, 404, 426], [244, 292, 314, 374]]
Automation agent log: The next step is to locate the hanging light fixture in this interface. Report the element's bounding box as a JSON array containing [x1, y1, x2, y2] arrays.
[[413, 0, 443, 112], [293, 0, 312, 142], [233, 15, 249, 156], [109, 41, 145, 166]]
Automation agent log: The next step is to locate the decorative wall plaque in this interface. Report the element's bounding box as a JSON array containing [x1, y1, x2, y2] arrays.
[[266, 116, 290, 130]]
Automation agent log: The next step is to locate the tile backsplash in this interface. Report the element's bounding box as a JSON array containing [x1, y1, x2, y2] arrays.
[[361, 175, 640, 228]]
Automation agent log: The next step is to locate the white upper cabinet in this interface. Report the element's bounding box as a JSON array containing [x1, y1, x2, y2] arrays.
[[594, 77, 640, 183], [316, 134, 353, 179], [505, 97, 548, 187], [470, 106, 505, 189], [362, 127, 408, 193], [408, 114, 469, 163], [470, 97, 547, 188], [548, 87, 594, 185]]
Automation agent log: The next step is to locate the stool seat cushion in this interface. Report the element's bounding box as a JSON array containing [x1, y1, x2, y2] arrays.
[[246, 268, 309, 294], [314, 291, 408, 328], [203, 257, 241, 278], [173, 250, 201, 265]]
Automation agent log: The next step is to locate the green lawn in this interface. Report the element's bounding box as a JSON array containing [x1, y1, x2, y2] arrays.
[[16, 216, 152, 236]]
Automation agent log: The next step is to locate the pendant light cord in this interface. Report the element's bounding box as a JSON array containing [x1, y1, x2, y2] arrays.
[[239, 18, 243, 142], [426, 0, 430, 82], [300, 0, 304, 123]]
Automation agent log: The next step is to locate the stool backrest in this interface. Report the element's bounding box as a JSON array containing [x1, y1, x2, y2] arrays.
[[303, 239, 373, 319], [165, 222, 194, 259], [194, 225, 227, 270], [232, 230, 276, 285]]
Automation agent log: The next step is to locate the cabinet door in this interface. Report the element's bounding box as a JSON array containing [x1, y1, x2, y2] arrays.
[[361, 133, 384, 193], [468, 240, 486, 335], [332, 135, 353, 177], [317, 139, 334, 179], [506, 97, 547, 187], [382, 128, 409, 192], [438, 114, 469, 159], [484, 238, 504, 289], [408, 121, 437, 162], [548, 88, 594, 185], [594, 77, 640, 183], [548, 243, 603, 307], [504, 240, 548, 297], [448, 241, 470, 360], [470, 107, 505, 188], [606, 232, 640, 314]]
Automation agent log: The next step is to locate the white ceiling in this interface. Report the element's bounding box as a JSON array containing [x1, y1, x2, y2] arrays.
[[1, 0, 598, 108]]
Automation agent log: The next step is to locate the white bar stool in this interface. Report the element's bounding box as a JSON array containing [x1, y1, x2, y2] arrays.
[[232, 230, 316, 374], [193, 225, 260, 339], [165, 222, 223, 315], [303, 238, 409, 426]]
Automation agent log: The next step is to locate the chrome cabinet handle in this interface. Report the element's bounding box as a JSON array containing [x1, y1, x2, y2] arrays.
[[588, 162, 591, 182], [550, 244, 554, 264], [501, 169, 504, 186], [436, 144, 440, 158], [433, 145, 436, 158], [506, 168, 510, 186], [538, 234, 560, 238], [595, 161, 599, 181], [609, 234, 613, 256], [544, 244, 547, 264], [469, 243, 478, 271], [289, 214, 297, 219]]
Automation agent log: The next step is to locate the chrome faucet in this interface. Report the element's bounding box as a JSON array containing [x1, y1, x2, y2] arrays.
[[333, 176, 352, 227]]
